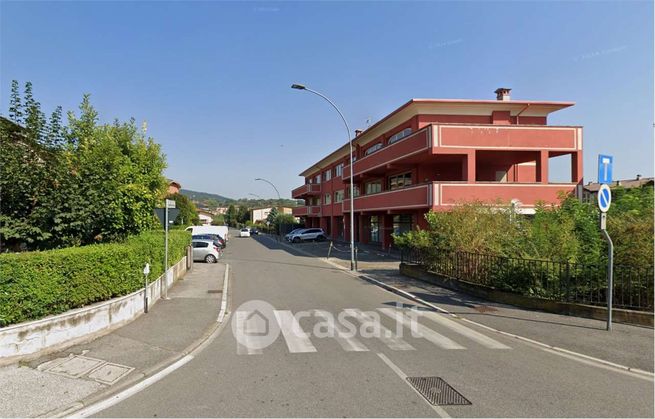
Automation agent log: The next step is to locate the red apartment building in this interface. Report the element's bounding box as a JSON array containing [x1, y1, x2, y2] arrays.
[[291, 88, 583, 250]]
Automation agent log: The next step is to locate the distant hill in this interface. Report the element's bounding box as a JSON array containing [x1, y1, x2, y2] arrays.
[[180, 189, 234, 205], [180, 188, 301, 209]]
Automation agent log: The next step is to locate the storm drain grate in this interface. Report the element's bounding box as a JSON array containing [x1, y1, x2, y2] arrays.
[[406, 376, 471, 406], [207, 289, 221, 294]]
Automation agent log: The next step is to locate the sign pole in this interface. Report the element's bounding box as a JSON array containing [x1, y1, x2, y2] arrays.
[[600, 216, 613, 331], [164, 204, 169, 300], [596, 156, 613, 331], [143, 263, 150, 313]]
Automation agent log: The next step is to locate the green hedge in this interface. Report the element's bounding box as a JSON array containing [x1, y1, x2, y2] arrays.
[[0, 230, 190, 327]]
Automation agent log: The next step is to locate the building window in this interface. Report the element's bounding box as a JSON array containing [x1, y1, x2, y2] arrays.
[[335, 163, 344, 177], [365, 180, 382, 195], [314, 175, 321, 184], [346, 185, 360, 198], [324, 169, 332, 182], [369, 216, 380, 243], [324, 193, 332, 205], [393, 214, 413, 235], [388, 172, 413, 190], [364, 142, 382, 156], [388, 128, 413, 145], [335, 190, 344, 203]]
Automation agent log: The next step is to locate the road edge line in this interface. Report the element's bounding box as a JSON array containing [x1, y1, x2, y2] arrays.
[[217, 263, 230, 323], [376, 353, 450, 418]]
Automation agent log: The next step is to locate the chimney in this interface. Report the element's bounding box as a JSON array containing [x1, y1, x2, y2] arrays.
[[495, 87, 511, 101], [355, 129, 364, 137]]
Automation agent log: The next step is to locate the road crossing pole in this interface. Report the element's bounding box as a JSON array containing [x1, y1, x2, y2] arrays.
[[597, 154, 613, 331]]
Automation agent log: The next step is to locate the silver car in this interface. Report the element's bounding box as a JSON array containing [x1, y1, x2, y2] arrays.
[[191, 239, 220, 263], [288, 228, 327, 243]]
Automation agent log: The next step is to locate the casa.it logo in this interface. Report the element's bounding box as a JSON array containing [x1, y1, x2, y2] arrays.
[[231, 300, 281, 351]]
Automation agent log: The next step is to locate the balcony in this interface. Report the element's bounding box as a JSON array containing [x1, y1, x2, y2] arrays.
[[291, 183, 322, 199], [343, 182, 577, 213], [343, 183, 433, 212], [343, 128, 431, 180], [343, 124, 581, 181], [292, 205, 321, 217]]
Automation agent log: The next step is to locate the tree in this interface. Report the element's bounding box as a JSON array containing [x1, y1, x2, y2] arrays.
[[266, 207, 279, 225], [1, 82, 168, 249], [225, 205, 237, 227], [237, 205, 250, 224], [167, 192, 199, 226], [211, 214, 225, 226], [8, 80, 23, 124], [46, 106, 64, 148]]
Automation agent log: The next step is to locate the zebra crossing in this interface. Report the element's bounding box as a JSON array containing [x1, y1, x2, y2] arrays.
[[232, 306, 511, 355]]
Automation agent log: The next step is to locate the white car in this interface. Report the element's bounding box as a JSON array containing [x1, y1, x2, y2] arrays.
[[239, 228, 251, 238]]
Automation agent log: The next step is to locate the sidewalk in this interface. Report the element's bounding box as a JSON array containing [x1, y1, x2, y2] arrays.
[[268, 237, 654, 372], [0, 262, 226, 418]]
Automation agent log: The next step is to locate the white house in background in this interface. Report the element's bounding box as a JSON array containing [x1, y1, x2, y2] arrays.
[[250, 207, 293, 223], [197, 210, 214, 225]]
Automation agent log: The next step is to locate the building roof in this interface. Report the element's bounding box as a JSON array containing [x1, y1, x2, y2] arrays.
[[299, 97, 575, 177], [584, 176, 654, 192]]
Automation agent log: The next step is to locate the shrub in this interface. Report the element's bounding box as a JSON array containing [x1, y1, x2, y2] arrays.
[[0, 230, 190, 327]]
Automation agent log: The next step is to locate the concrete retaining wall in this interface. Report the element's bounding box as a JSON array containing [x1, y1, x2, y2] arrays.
[[0, 257, 188, 365], [400, 263, 653, 327]]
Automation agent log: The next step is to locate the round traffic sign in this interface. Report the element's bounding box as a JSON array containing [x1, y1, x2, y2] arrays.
[[597, 184, 612, 213]]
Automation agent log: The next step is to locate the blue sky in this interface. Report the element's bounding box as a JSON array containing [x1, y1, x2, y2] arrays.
[[1, 1, 652, 199]]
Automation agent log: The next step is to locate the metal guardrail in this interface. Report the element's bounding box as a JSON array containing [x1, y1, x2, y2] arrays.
[[401, 247, 654, 312]]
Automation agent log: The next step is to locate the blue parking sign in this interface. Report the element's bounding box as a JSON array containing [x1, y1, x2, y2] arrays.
[[598, 155, 613, 184]]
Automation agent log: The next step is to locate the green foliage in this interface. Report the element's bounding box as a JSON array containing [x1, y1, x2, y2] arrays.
[[236, 205, 250, 224], [211, 214, 225, 226], [0, 230, 190, 326], [275, 213, 297, 227], [0, 81, 167, 250], [167, 193, 199, 225], [395, 190, 654, 269], [224, 205, 237, 227], [266, 207, 279, 225]]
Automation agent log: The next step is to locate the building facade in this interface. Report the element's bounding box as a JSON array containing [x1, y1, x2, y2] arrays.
[[291, 89, 584, 250], [251, 207, 294, 224]]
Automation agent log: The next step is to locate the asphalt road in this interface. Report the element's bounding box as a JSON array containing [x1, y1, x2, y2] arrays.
[[96, 234, 654, 418]]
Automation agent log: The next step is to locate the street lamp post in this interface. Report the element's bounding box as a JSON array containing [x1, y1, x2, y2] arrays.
[[291, 83, 356, 271], [255, 177, 282, 236]]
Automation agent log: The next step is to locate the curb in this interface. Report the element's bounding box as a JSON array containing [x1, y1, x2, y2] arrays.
[[47, 262, 232, 418], [262, 235, 655, 381]]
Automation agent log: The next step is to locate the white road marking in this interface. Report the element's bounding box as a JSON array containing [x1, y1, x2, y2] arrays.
[[377, 353, 450, 418], [344, 309, 415, 351], [217, 264, 229, 323], [235, 311, 263, 355], [74, 355, 194, 417], [313, 310, 369, 352], [378, 308, 465, 350], [274, 310, 317, 353], [416, 309, 511, 349]]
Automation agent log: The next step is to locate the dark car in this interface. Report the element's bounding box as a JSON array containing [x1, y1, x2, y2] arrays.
[[192, 234, 226, 249], [249, 228, 260, 235]]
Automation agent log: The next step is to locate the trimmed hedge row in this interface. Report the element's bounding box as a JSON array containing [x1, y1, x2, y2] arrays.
[[0, 230, 190, 327]]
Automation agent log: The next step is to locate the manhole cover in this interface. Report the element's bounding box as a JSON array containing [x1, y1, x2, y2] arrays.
[[87, 363, 134, 385], [46, 355, 105, 378], [406, 377, 471, 406]]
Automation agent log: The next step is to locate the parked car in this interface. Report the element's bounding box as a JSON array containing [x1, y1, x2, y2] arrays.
[[191, 239, 220, 263], [287, 228, 326, 243], [185, 225, 229, 241], [284, 228, 306, 241], [192, 234, 226, 249], [249, 228, 260, 235], [239, 228, 251, 238]]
